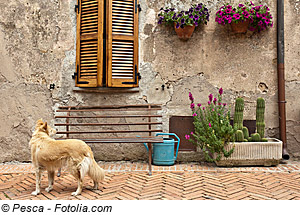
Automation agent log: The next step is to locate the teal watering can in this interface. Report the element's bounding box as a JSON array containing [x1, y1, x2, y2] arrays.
[[143, 133, 180, 166]]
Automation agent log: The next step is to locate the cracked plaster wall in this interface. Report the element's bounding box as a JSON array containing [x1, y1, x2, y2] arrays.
[[0, 0, 299, 162]]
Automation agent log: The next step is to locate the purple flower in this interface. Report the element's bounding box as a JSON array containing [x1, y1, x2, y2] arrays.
[[217, 10, 224, 16], [197, 103, 202, 107], [189, 92, 194, 102], [233, 13, 241, 20], [172, 13, 177, 20], [209, 123, 212, 127], [223, 103, 227, 106], [225, 9, 231, 14], [181, 18, 185, 24], [185, 135, 190, 140], [250, 1, 254, 6], [213, 98, 217, 104], [175, 22, 180, 29], [219, 88, 223, 95], [249, 26, 256, 31], [203, 107, 205, 110], [243, 11, 249, 19], [192, 113, 197, 117], [238, 4, 244, 8], [194, 14, 199, 21], [208, 94, 213, 102], [208, 101, 211, 105], [190, 103, 195, 110]]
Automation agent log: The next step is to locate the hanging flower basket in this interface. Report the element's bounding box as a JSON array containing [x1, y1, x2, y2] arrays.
[[230, 20, 250, 33], [157, 3, 210, 41], [174, 23, 195, 40], [215, 2, 274, 33]]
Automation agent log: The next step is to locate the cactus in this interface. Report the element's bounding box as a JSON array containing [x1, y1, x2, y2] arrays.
[[233, 98, 244, 130], [250, 133, 261, 142], [235, 130, 244, 142], [261, 138, 268, 142], [242, 126, 249, 140], [256, 98, 265, 139]]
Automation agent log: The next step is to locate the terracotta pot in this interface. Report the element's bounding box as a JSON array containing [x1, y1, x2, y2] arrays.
[[230, 20, 250, 33], [174, 23, 195, 40]]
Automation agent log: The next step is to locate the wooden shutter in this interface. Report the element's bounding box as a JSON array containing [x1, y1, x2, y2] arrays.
[[106, 0, 139, 87], [75, 0, 104, 87]]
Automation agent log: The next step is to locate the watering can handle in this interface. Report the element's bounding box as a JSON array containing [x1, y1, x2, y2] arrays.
[[155, 133, 180, 161]]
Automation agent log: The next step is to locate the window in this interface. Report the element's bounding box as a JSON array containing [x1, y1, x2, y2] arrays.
[[75, 0, 139, 88]]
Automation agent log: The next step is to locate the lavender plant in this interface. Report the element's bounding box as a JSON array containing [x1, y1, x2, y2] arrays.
[[158, 3, 210, 29], [186, 88, 236, 162]]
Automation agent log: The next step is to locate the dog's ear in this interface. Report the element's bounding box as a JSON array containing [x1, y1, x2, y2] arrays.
[[42, 122, 48, 130]]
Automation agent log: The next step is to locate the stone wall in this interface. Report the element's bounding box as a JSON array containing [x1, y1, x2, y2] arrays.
[[0, 0, 299, 162]]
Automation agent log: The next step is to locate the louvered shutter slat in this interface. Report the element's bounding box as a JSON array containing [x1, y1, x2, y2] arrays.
[[75, 0, 103, 87], [107, 0, 139, 87]]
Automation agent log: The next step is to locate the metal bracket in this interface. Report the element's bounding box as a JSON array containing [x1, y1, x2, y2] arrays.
[[122, 65, 141, 85], [74, 65, 89, 85], [75, 0, 80, 13]]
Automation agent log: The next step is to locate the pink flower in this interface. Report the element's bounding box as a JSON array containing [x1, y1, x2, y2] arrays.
[[197, 103, 202, 107], [191, 132, 194, 135], [189, 92, 194, 102], [208, 101, 211, 105], [192, 113, 197, 117], [219, 88, 223, 95], [208, 94, 213, 102], [223, 103, 227, 106], [213, 98, 217, 104], [212, 109, 214, 111], [185, 135, 190, 140], [203, 107, 205, 110], [190, 103, 195, 110], [209, 123, 212, 127]]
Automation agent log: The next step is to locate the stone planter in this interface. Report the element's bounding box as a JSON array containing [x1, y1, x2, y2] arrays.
[[215, 138, 282, 167]]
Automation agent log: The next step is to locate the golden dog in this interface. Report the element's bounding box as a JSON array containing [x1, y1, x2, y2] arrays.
[[29, 119, 105, 196]]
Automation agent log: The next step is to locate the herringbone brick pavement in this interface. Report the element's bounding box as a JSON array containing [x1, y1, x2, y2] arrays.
[[1, 161, 300, 200]]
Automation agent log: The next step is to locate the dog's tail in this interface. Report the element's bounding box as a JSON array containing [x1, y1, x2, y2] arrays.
[[88, 159, 105, 182]]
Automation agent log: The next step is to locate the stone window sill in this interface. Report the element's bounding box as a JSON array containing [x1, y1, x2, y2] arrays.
[[72, 87, 139, 93]]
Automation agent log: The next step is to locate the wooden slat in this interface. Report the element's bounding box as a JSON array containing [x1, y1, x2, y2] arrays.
[[57, 130, 163, 134], [55, 122, 162, 126], [56, 137, 164, 143], [55, 115, 162, 119], [58, 104, 161, 109], [56, 108, 161, 112]]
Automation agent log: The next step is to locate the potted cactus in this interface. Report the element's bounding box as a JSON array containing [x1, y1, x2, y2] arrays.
[[215, 97, 283, 167]]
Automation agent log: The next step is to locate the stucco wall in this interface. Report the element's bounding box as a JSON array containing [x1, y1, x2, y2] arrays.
[[0, 0, 299, 162]]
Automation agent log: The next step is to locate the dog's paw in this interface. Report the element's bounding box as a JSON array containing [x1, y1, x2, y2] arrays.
[[45, 187, 52, 193], [86, 186, 98, 190], [31, 191, 40, 196], [71, 192, 78, 196]]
